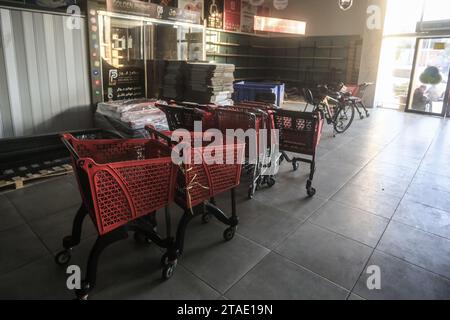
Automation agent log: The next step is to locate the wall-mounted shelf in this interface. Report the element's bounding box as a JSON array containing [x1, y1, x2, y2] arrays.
[[205, 29, 362, 86], [206, 53, 268, 58], [206, 41, 240, 47]]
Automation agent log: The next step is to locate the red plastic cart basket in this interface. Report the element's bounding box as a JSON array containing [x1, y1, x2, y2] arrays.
[[148, 130, 245, 209], [272, 110, 324, 197], [156, 103, 216, 132], [61, 133, 177, 235]]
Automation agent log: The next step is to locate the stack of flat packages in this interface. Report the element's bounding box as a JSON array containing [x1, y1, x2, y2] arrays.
[[162, 60, 186, 100], [95, 99, 169, 138], [185, 62, 235, 105]]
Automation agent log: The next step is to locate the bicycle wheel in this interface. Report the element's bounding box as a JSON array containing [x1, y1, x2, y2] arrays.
[[333, 103, 355, 133]]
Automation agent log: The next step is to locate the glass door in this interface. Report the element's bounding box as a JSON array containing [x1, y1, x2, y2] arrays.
[[406, 37, 450, 116]]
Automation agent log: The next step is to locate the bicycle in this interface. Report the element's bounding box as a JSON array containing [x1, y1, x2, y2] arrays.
[[303, 85, 355, 136]]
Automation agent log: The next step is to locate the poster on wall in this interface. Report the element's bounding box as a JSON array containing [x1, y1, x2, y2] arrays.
[[224, 0, 241, 31], [240, 0, 256, 33], [179, 0, 204, 19], [204, 0, 223, 29], [102, 60, 146, 102]]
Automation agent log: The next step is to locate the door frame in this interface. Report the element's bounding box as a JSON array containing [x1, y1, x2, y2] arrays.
[[405, 36, 450, 117], [445, 69, 450, 118]]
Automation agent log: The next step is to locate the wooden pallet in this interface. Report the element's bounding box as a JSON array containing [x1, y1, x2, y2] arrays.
[[0, 164, 73, 190]]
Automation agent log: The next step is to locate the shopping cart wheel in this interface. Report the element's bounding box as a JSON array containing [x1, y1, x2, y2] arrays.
[[267, 176, 276, 188], [202, 213, 212, 224], [75, 282, 90, 300], [306, 179, 316, 197], [360, 115, 365, 120], [292, 161, 300, 171], [366, 113, 370, 118], [55, 250, 71, 266], [160, 253, 169, 267], [307, 187, 316, 197], [162, 263, 176, 280], [223, 227, 236, 241], [248, 186, 254, 199], [133, 231, 152, 245]]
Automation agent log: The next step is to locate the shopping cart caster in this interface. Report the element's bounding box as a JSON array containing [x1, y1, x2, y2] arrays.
[[162, 261, 177, 280], [55, 249, 71, 266], [360, 115, 365, 120], [306, 180, 316, 197], [161, 251, 179, 267], [75, 282, 90, 300], [266, 176, 276, 188], [292, 161, 300, 171], [133, 231, 152, 245], [248, 186, 255, 199], [366, 113, 370, 118], [223, 227, 236, 242], [202, 213, 212, 224], [161, 253, 169, 267]]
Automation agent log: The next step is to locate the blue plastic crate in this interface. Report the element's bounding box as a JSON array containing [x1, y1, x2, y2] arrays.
[[233, 81, 285, 107]]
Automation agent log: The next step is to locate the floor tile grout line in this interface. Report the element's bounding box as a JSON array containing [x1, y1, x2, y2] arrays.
[[223, 250, 351, 299], [345, 117, 443, 299], [220, 196, 358, 297], [220, 112, 409, 299], [388, 218, 450, 242], [306, 220, 375, 249], [329, 116, 423, 299], [325, 197, 395, 220], [371, 247, 450, 282]]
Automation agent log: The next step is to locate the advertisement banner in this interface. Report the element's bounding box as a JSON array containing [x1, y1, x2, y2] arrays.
[[178, 0, 204, 19], [240, 0, 256, 33], [204, 0, 224, 29], [224, 0, 241, 31], [102, 60, 146, 101]]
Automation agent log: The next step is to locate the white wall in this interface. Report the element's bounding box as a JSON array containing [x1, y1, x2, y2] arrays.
[[266, 0, 368, 37]]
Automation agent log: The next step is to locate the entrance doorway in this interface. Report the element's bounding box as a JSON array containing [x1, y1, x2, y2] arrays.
[[406, 37, 450, 117]]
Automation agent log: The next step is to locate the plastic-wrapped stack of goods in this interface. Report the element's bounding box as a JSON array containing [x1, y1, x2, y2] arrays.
[[161, 60, 186, 100], [95, 99, 169, 138], [184, 62, 235, 105]]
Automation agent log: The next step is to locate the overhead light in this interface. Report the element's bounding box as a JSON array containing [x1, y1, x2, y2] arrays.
[[254, 16, 306, 35]]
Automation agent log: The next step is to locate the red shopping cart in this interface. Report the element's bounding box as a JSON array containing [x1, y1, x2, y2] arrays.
[[225, 104, 280, 194], [146, 127, 245, 279], [55, 133, 177, 299], [213, 107, 274, 199], [156, 103, 216, 132], [272, 110, 324, 197]]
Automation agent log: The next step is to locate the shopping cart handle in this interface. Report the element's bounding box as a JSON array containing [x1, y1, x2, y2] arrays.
[[145, 125, 173, 146], [60, 133, 80, 162], [193, 108, 207, 115]]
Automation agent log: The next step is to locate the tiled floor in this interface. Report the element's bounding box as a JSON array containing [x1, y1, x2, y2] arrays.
[[1, 108, 450, 300]]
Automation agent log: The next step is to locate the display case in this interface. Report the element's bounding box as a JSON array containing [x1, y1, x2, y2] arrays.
[[87, 1, 206, 104]]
